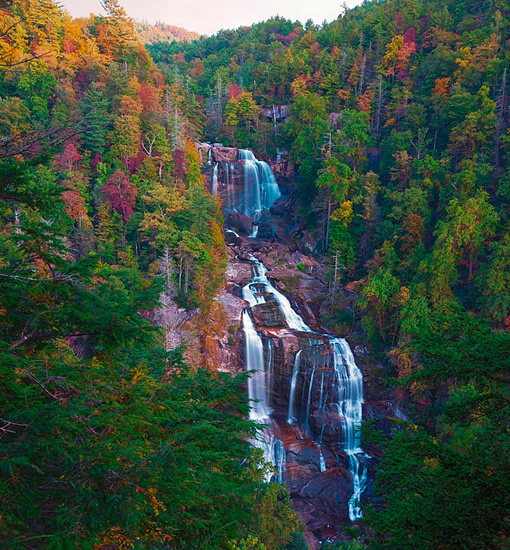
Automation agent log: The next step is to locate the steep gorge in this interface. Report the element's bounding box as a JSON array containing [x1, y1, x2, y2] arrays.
[[206, 147, 401, 547]]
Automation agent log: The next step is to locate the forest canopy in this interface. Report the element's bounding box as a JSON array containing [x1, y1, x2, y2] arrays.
[[0, 0, 509, 548]]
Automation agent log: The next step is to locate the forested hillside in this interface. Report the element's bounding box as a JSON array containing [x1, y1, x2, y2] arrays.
[[0, 1, 303, 548], [0, 0, 509, 548], [152, 0, 510, 546], [135, 21, 201, 45]]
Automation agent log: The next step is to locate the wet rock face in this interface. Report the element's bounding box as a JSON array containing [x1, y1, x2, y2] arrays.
[[309, 406, 344, 442], [226, 211, 253, 235], [252, 301, 287, 328]]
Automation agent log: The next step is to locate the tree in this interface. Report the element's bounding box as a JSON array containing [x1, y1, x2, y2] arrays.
[[102, 169, 137, 220], [317, 156, 354, 250], [359, 268, 403, 344], [333, 109, 373, 172], [366, 312, 510, 550]]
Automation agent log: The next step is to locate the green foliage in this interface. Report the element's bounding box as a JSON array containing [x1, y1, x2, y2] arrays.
[[250, 483, 303, 549], [2, 0, 509, 548], [0, 4, 299, 549], [284, 532, 309, 550], [365, 310, 510, 549]]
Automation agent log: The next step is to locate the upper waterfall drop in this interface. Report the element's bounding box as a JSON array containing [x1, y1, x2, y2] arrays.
[[211, 163, 218, 196], [238, 149, 281, 219]]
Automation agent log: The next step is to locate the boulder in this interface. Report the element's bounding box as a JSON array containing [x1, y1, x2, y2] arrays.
[[226, 211, 253, 235], [251, 301, 287, 328], [309, 406, 344, 442], [224, 229, 242, 246], [304, 531, 321, 550], [212, 146, 238, 162]]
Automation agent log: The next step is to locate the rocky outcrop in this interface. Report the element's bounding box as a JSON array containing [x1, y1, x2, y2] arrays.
[[226, 211, 253, 235]]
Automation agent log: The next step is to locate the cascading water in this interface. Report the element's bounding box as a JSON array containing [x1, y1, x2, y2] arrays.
[[226, 162, 233, 212], [242, 255, 368, 520], [243, 309, 269, 421], [332, 338, 368, 521], [211, 163, 218, 196], [242, 259, 286, 482], [237, 149, 281, 219], [229, 150, 368, 522]]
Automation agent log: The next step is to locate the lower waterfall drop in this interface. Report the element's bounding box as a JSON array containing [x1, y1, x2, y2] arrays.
[[242, 264, 285, 483], [242, 254, 369, 521], [331, 338, 368, 521]]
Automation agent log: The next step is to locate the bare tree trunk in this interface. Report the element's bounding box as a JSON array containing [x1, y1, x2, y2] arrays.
[[184, 258, 190, 297], [358, 53, 366, 96], [330, 250, 339, 313], [375, 75, 383, 137], [324, 195, 332, 251], [178, 256, 183, 293]]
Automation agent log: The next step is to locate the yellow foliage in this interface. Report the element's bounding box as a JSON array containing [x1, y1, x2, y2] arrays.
[[330, 200, 353, 226]]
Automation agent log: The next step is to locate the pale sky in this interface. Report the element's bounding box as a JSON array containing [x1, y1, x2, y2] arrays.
[[60, 0, 361, 36]]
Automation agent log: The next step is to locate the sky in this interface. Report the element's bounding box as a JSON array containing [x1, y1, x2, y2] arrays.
[[59, 0, 362, 36]]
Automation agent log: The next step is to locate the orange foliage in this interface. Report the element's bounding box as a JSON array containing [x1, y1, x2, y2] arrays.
[[432, 77, 451, 100], [62, 190, 87, 221], [401, 212, 425, 254], [356, 88, 375, 115]]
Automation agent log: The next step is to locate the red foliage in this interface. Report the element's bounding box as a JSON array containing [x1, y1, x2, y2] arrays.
[[274, 32, 296, 45], [139, 82, 160, 115], [73, 68, 92, 96], [53, 142, 81, 171], [103, 169, 137, 221], [404, 27, 417, 46], [91, 153, 102, 171], [173, 148, 188, 181], [191, 59, 205, 76], [228, 83, 243, 100], [62, 37, 77, 53]]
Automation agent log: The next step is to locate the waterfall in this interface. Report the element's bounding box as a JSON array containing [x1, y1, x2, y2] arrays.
[[225, 162, 233, 211], [238, 149, 281, 219], [243, 309, 270, 422], [288, 350, 302, 424], [266, 338, 274, 401], [242, 259, 284, 483], [211, 163, 218, 195], [331, 338, 368, 521], [259, 161, 281, 211], [227, 149, 368, 521], [319, 448, 326, 472], [242, 253, 369, 520], [244, 258, 309, 331]]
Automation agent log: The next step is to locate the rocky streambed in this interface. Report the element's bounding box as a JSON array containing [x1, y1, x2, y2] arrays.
[[215, 226, 404, 547]]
